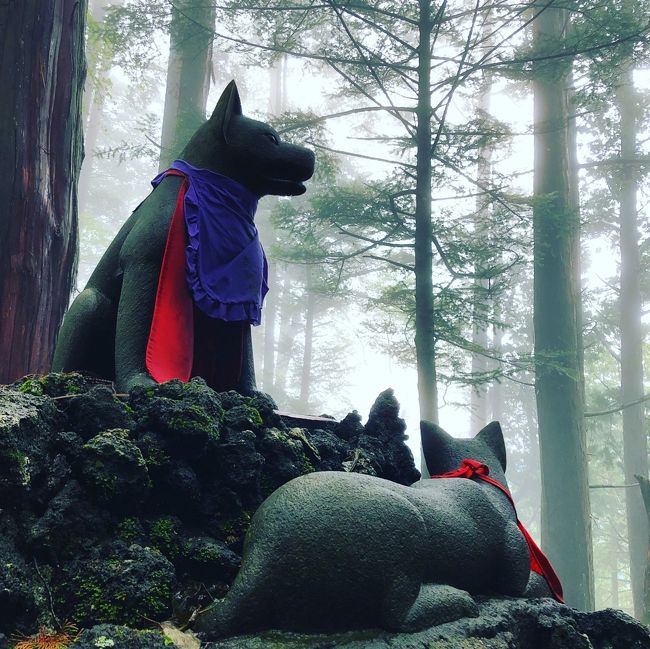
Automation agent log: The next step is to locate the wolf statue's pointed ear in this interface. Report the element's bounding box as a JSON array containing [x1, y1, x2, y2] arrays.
[[475, 421, 507, 471], [209, 80, 243, 143], [420, 421, 453, 475]]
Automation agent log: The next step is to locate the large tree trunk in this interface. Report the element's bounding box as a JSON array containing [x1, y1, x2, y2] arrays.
[[616, 62, 648, 620], [159, 0, 216, 170], [532, 6, 594, 609], [0, 0, 87, 383], [415, 0, 438, 427]]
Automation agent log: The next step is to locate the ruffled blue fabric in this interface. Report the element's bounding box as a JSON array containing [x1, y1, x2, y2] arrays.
[[151, 160, 268, 325]]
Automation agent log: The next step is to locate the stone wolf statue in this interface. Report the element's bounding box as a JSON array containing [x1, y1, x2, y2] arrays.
[[53, 81, 314, 394], [194, 420, 562, 638]]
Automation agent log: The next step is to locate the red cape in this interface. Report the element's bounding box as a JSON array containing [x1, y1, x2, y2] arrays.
[[145, 171, 244, 391]]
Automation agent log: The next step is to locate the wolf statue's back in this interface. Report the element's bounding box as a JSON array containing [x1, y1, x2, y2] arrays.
[[52, 82, 314, 394]]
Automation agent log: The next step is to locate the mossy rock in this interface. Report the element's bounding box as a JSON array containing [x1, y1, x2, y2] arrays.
[[148, 515, 184, 560], [334, 411, 364, 443], [80, 429, 151, 511], [218, 391, 250, 411], [29, 479, 111, 561], [0, 536, 39, 634], [178, 536, 240, 581], [57, 543, 175, 627], [0, 389, 61, 503], [213, 429, 263, 497], [71, 623, 170, 648], [138, 398, 221, 456], [63, 386, 134, 440], [223, 405, 263, 432], [14, 372, 90, 397], [130, 378, 225, 423], [258, 428, 307, 496]]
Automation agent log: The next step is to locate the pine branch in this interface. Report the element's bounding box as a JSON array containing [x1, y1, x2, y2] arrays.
[[306, 140, 416, 168], [584, 393, 650, 418]]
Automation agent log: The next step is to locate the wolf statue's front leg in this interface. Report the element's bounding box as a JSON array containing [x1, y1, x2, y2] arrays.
[[236, 325, 256, 395], [114, 256, 160, 393]]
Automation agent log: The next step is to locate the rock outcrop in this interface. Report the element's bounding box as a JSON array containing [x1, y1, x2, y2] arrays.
[[0, 374, 417, 643], [0, 374, 647, 649]]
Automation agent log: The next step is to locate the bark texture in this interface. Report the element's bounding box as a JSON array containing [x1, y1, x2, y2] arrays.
[[0, 0, 87, 383], [532, 6, 594, 610]]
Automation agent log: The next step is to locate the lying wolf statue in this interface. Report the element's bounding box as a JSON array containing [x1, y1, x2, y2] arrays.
[[53, 81, 314, 394], [194, 420, 562, 637]]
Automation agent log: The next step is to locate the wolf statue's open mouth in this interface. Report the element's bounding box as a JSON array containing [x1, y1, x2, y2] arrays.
[[270, 178, 308, 195]]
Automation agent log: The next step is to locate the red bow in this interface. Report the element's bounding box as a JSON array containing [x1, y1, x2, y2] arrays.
[[430, 459, 564, 603]]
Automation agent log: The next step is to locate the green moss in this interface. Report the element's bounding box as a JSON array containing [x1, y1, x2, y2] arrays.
[[150, 517, 181, 558], [248, 407, 263, 427], [17, 372, 90, 397], [115, 396, 134, 416], [65, 557, 172, 627], [301, 458, 315, 475], [68, 574, 121, 624], [220, 511, 252, 547], [5, 448, 30, 485], [117, 517, 143, 544], [17, 376, 44, 396], [143, 446, 170, 468]]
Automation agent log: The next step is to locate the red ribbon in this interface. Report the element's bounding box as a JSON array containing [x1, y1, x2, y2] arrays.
[[430, 459, 564, 603]]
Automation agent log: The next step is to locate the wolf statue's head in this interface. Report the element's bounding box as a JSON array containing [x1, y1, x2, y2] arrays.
[[420, 420, 509, 490], [180, 80, 315, 198]]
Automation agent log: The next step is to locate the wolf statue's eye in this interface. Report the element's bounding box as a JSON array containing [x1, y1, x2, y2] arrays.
[[265, 132, 279, 145]]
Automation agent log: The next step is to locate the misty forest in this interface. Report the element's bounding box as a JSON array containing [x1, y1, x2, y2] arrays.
[[2, 0, 650, 645]]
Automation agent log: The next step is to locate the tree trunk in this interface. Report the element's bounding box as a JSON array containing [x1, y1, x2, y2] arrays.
[[261, 57, 288, 394], [273, 281, 301, 401], [298, 270, 316, 411], [616, 62, 648, 620], [159, 0, 216, 170], [636, 475, 650, 623], [415, 0, 438, 427], [78, 95, 103, 216], [532, 6, 594, 610], [0, 0, 87, 383], [78, 0, 124, 216], [262, 260, 278, 392], [470, 69, 493, 430]]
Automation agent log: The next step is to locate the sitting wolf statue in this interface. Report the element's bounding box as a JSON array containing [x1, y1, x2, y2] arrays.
[[53, 81, 314, 394], [194, 420, 562, 637]]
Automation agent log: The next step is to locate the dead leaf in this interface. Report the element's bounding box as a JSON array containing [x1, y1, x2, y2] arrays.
[[160, 621, 201, 649]]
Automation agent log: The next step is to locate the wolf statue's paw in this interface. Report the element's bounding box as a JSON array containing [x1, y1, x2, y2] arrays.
[[399, 584, 479, 632], [122, 372, 157, 393]]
